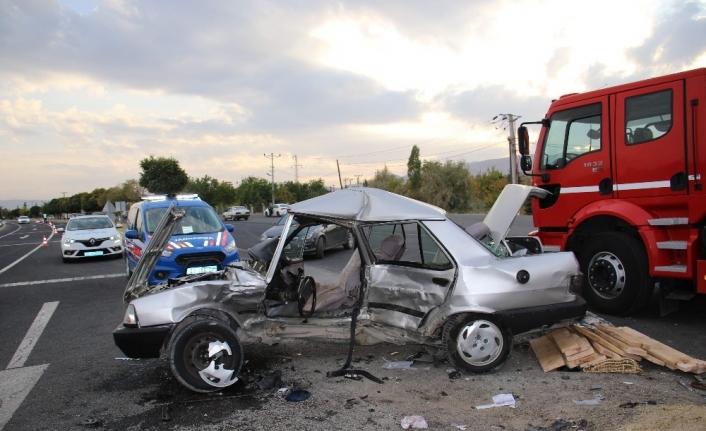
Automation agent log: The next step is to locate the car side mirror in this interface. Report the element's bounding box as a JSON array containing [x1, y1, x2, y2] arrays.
[[124, 229, 139, 239], [225, 224, 235, 232]]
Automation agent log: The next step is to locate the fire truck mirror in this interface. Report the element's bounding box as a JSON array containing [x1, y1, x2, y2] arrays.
[[520, 155, 533, 172], [518, 126, 529, 155]]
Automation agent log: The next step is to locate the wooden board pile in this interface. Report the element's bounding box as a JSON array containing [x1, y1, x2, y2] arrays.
[[530, 323, 706, 374]]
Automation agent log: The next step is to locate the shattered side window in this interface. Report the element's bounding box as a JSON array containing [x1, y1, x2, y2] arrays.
[[283, 225, 307, 261]]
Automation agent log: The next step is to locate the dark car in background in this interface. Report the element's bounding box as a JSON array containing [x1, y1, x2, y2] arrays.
[[259, 215, 354, 258]]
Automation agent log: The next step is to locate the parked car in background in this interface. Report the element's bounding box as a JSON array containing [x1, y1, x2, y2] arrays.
[[18, 215, 30, 224], [264, 203, 289, 217], [123, 194, 240, 285], [114, 184, 585, 393], [260, 215, 354, 258], [61, 215, 123, 262], [223, 206, 250, 221]]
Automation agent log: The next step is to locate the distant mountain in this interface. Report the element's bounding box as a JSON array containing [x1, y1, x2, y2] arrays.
[[466, 157, 511, 175]]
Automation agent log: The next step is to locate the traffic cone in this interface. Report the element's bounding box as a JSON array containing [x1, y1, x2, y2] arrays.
[[42, 235, 48, 247]]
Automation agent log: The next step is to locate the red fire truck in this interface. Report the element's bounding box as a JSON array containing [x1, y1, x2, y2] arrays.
[[517, 68, 706, 316]]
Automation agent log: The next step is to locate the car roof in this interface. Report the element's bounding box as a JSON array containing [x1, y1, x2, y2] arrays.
[[289, 187, 446, 222]]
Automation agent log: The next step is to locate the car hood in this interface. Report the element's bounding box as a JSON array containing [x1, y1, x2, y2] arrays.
[[65, 228, 117, 238], [124, 204, 185, 302], [482, 184, 549, 245]]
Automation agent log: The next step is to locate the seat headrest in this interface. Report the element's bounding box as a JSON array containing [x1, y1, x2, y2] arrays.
[[376, 234, 405, 261]]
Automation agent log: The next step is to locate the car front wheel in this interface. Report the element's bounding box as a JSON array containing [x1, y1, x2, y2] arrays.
[[315, 237, 325, 259], [169, 318, 243, 393], [442, 314, 511, 373], [125, 254, 133, 279], [343, 231, 354, 250]]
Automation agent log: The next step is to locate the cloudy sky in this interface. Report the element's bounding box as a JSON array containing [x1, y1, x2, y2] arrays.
[[1, 0, 705, 201]]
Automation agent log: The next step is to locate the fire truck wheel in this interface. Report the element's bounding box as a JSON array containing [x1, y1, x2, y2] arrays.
[[579, 232, 652, 316]]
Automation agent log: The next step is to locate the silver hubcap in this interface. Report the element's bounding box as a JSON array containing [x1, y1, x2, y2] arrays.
[[455, 320, 503, 367], [587, 251, 626, 299]]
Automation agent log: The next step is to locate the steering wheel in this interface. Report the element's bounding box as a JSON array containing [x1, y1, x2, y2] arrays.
[[297, 276, 316, 318], [565, 153, 579, 162]]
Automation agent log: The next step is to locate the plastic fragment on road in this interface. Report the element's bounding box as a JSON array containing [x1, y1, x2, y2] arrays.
[[285, 390, 311, 402], [572, 394, 604, 405], [475, 393, 516, 409], [451, 424, 467, 430], [400, 415, 428, 429], [277, 387, 289, 394], [381, 360, 414, 369]]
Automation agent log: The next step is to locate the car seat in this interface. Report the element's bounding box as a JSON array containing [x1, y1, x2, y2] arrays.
[[375, 234, 405, 261]]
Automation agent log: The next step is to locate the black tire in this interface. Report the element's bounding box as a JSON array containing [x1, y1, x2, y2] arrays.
[[578, 232, 652, 316], [315, 237, 325, 259], [62, 256, 69, 263], [169, 319, 244, 393], [244, 217, 249, 221], [442, 314, 511, 373], [343, 231, 354, 250]]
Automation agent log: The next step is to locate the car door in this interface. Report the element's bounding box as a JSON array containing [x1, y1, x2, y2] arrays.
[[363, 222, 456, 331]]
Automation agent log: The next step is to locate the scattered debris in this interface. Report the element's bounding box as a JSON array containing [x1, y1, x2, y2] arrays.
[[258, 370, 282, 390], [285, 390, 311, 402], [345, 373, 363, 381], [448, 370, 462, 380], [78, 418, 101, 427], [619, 400, 657, 408], [400, 415, 428, 429], [572, 394, 603, 406], [277, 387, 289, 394], [691, 380, 706, 391], [293, 380, 311, 390], [526, 419, 574, 431], [475, 393, 516, 409], [160, 404, 171, 422], [451, 424, 467, 430]]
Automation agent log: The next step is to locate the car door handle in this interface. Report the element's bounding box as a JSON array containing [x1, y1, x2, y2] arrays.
[[432, 277, 449, 287]]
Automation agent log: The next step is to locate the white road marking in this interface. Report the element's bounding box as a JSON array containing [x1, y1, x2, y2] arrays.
[[7, 302, 59, 369], [19, 235, 29, 239], [0, 365, 49, 430], [0, 232, 55, 276], [0, 273, 124, 288], [0, 224, 21, 239], [0, 301, 58, 430]]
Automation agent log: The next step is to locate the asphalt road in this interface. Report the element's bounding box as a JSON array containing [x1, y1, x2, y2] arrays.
[[0, 215, 704, 430]]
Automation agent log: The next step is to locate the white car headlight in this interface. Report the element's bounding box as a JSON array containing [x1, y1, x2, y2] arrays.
[[224, 237, 237, 253], [109, 234, 121, 242], [162, 249, 174, 258], [260, 233, 268, 241], [64, 238, 75, 244]]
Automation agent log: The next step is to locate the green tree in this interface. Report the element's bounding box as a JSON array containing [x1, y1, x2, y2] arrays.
[[366, 166, 405, 194], [235, 176, 271, 211], [138, 155, 189, 194], [184, 175, 237, 208], [407, 145, 422, 192], [473, 167, 509, 210], [417, 160, 475, 212]]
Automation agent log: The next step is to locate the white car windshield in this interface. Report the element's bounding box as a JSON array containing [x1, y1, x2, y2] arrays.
[[146, 207, 223, 234]]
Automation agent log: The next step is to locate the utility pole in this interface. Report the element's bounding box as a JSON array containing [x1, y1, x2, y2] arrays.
[[292, 155, 303, 183], [61, 192, 67, 198], [354, 174, 362, 186], [264, 153, 281, 205], [336, 159, 343, 190], [495, 114, 520, 184]]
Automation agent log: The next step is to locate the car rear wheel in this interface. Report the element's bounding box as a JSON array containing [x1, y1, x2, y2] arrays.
[[315, 237, 325, 259], [169, 318, 243, 393], [442, 314, 511, 373]]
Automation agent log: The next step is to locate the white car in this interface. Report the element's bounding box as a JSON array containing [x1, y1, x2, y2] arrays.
[[264, 203, 289, 217], [61, 215, 123, 263], [18, 216, 30, 224]]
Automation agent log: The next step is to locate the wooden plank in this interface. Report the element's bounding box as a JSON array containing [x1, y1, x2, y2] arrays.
[[550, 328, 583, 355], [616, 326, 694, 370], [594, 328, 647, 356], [590, 341, 622, 360], [570, 333, 592, 351], [596, 324, 650, 349], [564, 352, 597, 369], [642, 352, 666, 367], [565, 347, 595, 363], [580, 354, 608, 368], [530, 335, 566, 372], [571, 325, 625, 357]]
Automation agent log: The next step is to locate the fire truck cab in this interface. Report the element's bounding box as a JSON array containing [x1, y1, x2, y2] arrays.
[[518, 68, 706, 316]]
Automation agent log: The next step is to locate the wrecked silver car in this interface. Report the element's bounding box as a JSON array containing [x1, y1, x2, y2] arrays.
[[113, 184, 586, 392]]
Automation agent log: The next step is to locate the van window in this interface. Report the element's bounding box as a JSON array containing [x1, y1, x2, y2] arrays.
[[625, 90, 672, 145], [540, 103, 601, 170]]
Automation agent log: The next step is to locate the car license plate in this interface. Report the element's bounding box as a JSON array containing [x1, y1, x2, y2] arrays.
[[85, 251, 103, 257], [186, 265, 218, 275]]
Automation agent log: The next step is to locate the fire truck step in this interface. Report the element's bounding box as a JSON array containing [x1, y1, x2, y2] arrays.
[[654, 265, 687, 273], [648, 218, 689, 226], [656, 241, 688, 250]]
